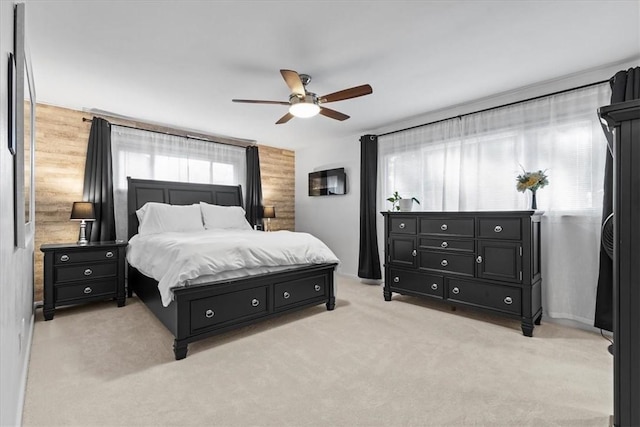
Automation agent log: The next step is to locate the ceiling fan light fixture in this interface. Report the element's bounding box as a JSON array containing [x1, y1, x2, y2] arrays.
[[289, 95, 320, 118]]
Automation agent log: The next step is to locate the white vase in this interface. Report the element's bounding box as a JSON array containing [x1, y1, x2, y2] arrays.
[[398, 199, 414, 212]]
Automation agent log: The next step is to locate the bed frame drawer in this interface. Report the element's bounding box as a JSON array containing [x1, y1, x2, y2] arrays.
[[190, 286, 268, 331], [274, 274, 327, 308]]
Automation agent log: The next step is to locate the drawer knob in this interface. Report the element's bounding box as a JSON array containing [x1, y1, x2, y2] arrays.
[[476, 256, 483, 264], [83, 286, 92, 294], [205, 309, 215, 318], [504, 296, 513, 305], [440, 259, 448, 267], [314, 284, 321, 292], [393, 276, 400, 283], [105, 251, 114, 258], [252, 298, 260, 307], [399, 223, 406, 229], [283, 291, 291, 299], [440, 224, 448, 231], [441, 241, 448, 248], [431, 283, 438, 290], [452, 287, 460, 295], [494, 225, 503, 233], [60, 254, 69, 262], [411, 249, 417, 257], [84, 268, 93, 276]]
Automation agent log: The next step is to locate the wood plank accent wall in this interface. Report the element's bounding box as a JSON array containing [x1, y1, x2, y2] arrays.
[[33, 104, 295, 302]]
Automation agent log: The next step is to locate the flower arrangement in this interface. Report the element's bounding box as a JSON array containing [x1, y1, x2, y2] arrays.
[[516, 168, 549, 193]]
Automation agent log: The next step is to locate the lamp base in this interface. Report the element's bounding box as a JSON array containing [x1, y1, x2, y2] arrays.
[[77, 220, 89, 245]]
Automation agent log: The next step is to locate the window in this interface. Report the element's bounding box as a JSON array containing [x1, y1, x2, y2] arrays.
[[111, 126, 246, 239]]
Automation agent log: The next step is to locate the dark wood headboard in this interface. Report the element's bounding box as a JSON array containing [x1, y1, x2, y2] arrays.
[[127, 177, 244, 239]]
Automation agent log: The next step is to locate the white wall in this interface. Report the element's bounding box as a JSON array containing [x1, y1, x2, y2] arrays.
[[295, 135, 361, 277], [1, 1, 36, 426], [294, 58, 639, 280]]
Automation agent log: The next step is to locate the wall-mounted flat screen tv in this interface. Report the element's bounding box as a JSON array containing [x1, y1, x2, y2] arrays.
[[309, 168, 347, 196]]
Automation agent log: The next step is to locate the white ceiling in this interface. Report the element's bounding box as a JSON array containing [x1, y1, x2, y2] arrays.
[[26, 1, 640, 151]]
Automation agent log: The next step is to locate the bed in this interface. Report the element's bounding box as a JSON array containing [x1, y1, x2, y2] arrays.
[[127, 177, 338, 360]]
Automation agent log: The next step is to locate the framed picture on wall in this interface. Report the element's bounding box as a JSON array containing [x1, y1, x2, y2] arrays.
[[7, 52, 16, 155]]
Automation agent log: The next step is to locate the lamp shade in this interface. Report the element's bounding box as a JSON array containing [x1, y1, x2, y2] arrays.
[[263, 206, 276, 219], [70, 202, 96, 221]]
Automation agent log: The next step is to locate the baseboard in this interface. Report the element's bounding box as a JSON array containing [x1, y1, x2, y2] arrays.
[[14, 312, 34, 427]]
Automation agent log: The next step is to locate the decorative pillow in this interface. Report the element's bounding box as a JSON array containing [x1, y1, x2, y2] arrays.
[[136, 202, 204, 235], [200, 202, 253, 230]]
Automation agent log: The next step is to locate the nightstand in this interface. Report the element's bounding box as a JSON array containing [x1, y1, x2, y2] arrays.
[[40, 241, 127, 320]]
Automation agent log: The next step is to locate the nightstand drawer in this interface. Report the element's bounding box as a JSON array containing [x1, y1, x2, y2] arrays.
[[274, 274, 327, 308], [54, 249, 117, 265], [55, 262, 117, 283], [55, 279, 117, 303]]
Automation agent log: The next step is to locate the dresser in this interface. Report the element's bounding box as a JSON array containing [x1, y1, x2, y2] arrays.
[[41, 241, 127, 320], [381, 211, 543, 336]]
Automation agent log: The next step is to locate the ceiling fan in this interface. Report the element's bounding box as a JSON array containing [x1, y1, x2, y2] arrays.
[[232, 69, 373, 124]]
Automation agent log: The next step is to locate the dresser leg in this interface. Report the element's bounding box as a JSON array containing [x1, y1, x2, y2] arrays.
[[43, 308, 54, 321], [326, 296, 336, 311], [534, 309, 543, 325], [384, 288, 392, 301], [174, 340, 188, 360], [117, 297, 126, 307], [521, 318, 534, 337]]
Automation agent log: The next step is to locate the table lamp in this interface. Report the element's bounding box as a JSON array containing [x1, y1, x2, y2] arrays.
[[70, 201, 96, 245], [263, 206, 276, 232]]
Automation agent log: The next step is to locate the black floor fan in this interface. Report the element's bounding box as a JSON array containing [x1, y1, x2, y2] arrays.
[[601, 213, 615, 356]]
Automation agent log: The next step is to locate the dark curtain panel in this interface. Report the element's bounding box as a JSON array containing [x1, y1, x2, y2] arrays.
[[83, 117, 116, 242], [595, 66, 640, 331], [245, 145, 263, 228], [358, 134, 382, 280]]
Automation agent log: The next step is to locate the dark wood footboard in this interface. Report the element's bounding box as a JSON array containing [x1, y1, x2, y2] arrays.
[[129, 263, 337, 360]]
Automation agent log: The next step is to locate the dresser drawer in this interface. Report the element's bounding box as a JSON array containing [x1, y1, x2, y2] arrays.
[[447, 279, 521, 315], [419, 237, 474, 252], [389, 217, 417, 234], [419, 251, 475, 276], [274, 274, 327, 308], [54, 248, 118, 265], [388, 268, 444, 298], [478, 218, 521, 240], [55, 262, 117, 283], [420, 218, 474, 237], [55, 279, 117, 303], [190, 286, 268, 331]]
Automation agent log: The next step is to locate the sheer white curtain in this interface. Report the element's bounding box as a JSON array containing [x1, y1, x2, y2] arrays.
[[378, 83, 611, 325], [111, 126, 246, 240]]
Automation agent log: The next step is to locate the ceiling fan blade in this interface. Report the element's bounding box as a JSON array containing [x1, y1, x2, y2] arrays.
[[232, 99, 290, 105], [319, 84, 373, 103], [319, 107, 350, 121], [280, 69, 305, 96], [276, 112, 294, 124]]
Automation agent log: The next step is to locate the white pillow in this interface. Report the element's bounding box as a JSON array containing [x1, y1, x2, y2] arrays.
[[200, 202, 253, 230], [136, 202, 204, 235]]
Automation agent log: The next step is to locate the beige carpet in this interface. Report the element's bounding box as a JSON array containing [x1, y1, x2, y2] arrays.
[[22, 275, 612, 427]]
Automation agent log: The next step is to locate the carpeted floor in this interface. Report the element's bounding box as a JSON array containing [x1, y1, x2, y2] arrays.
[[22, 274, 612, 426]]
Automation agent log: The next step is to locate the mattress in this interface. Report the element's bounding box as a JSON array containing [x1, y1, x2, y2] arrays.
[[127, 229, 340, 306]]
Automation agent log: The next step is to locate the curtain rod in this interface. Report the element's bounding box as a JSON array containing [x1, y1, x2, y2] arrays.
[[378, 78, 611, 137], [82, 117, 256, 148]]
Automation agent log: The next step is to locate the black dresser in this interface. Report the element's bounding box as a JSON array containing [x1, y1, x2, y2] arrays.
[[40, 241, 127, 320], [381, 211, 543, 336]]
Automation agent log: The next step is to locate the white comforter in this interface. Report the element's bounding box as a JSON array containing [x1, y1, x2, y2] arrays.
[[127, 229, 340, 306]]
